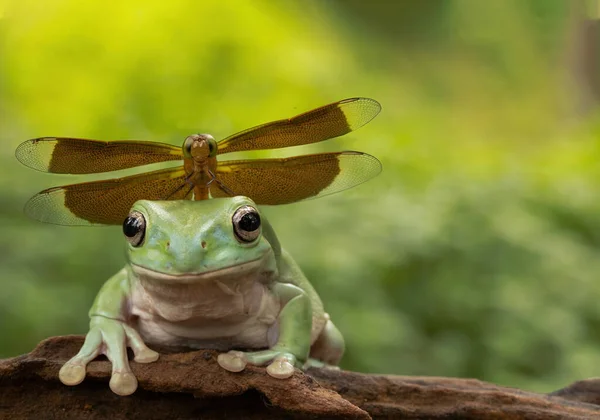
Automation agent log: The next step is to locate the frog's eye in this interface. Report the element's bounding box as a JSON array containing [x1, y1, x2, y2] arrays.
[[232, 205, 261, 243], [183, 135, 194, 158], [123, 211, 146, 247]]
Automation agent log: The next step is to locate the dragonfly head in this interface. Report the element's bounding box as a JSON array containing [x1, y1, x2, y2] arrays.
[[182, 134, 217, 160]]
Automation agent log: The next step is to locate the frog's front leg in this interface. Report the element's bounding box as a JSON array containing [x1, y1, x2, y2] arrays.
[[58, 268, 159, 396], [218, 283, 312, 379]]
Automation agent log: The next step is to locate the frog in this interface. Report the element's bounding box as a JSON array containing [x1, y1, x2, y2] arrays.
[[58, 196, 345, 396]]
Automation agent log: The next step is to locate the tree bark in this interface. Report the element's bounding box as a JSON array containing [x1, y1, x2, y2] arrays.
[[1, 336, 600, 419]]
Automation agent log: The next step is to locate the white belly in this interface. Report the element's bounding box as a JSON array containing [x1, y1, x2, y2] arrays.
[[127, 258, 281, 350]]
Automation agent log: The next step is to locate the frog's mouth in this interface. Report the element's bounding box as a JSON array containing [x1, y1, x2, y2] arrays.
[[130, 250, 273, 284]]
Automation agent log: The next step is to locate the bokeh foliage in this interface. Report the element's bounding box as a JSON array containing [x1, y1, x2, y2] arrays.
[[1, 0, 599, 392]]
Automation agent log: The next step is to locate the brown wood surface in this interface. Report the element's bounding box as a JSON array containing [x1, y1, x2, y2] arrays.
[[1, 336, 599, 419]]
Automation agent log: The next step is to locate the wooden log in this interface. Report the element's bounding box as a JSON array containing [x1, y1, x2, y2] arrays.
[[1, 336, 599, 419]]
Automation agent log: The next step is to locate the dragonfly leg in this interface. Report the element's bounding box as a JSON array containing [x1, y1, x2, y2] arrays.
[[182, 183, 195, 199], [206, 169, 216, 186], [207, 169, 236, 196], [162, 172, 195, 200]]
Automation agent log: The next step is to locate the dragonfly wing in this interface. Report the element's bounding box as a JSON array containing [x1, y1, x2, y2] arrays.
[[211, 152, 381, 204], [16, 137, 183, 174], [24, 167, 190, 226], [217, 98, 381, 154]]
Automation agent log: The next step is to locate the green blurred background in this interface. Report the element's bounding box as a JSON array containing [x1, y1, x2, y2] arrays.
[[1, 0, 600, 393]]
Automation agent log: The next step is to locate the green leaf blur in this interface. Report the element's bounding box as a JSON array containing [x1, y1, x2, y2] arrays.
[[1, 0, 599, 393]]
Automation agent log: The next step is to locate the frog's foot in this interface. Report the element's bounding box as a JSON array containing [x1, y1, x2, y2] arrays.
[[217, 349, 300, 379], [59, 318, 159, 396], [302, 357, 341, 370]]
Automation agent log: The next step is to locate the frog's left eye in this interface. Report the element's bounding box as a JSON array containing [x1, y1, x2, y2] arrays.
[[123, 211, 146, 247], [232, 205, 261, 243]]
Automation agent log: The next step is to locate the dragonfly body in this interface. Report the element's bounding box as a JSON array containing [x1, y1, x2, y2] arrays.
[[181, 134, 219, 201], [16, 98, 382, 226]]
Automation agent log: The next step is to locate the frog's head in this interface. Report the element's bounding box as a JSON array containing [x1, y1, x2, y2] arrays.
[[123, 196, 275, 280]]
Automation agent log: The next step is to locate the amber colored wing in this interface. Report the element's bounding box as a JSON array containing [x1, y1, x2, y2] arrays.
[[216, 98, 381, 154], [210, 152, 381, 204], [24, 167, 191, 226], [15, 137, 183, 174]]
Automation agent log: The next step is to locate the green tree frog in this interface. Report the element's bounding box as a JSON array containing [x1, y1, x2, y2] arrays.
[[58, 196, 344, 396]]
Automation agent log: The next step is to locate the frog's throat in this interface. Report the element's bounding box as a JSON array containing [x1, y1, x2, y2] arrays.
[[130, 250, 273, 284]]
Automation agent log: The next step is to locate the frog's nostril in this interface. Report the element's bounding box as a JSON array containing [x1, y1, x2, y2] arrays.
[[201, 241, 207, 249], [166, 241, 170, 249]]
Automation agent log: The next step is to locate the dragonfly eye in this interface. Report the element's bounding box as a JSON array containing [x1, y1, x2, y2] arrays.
[[207, 136, 217, 157], [183, 136, 195, 158], [232, 205, 261, 243], [123, 211, 146, 247]]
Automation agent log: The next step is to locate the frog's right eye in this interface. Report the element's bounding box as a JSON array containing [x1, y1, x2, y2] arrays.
[[123, 211, 146, 247], [232, 205, 261, 243]]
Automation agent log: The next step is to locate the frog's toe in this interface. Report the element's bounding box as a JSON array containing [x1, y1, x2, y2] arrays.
[[123, 324, 159, 364], [109, 371, 138, 396], [266, 356, 295, 379], [133, 348, 159, 363], [59, 362, 86, 386], [59, 329, 101, 386], [303, 357, 340, 370], [217, 350, 247, 372]]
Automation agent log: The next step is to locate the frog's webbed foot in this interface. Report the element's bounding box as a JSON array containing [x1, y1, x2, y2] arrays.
[[217, 348, 299, 379], [59, 317, 159, 396]]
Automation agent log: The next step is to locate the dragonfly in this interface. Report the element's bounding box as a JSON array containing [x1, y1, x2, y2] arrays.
[[16, 97, 382, 226]]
